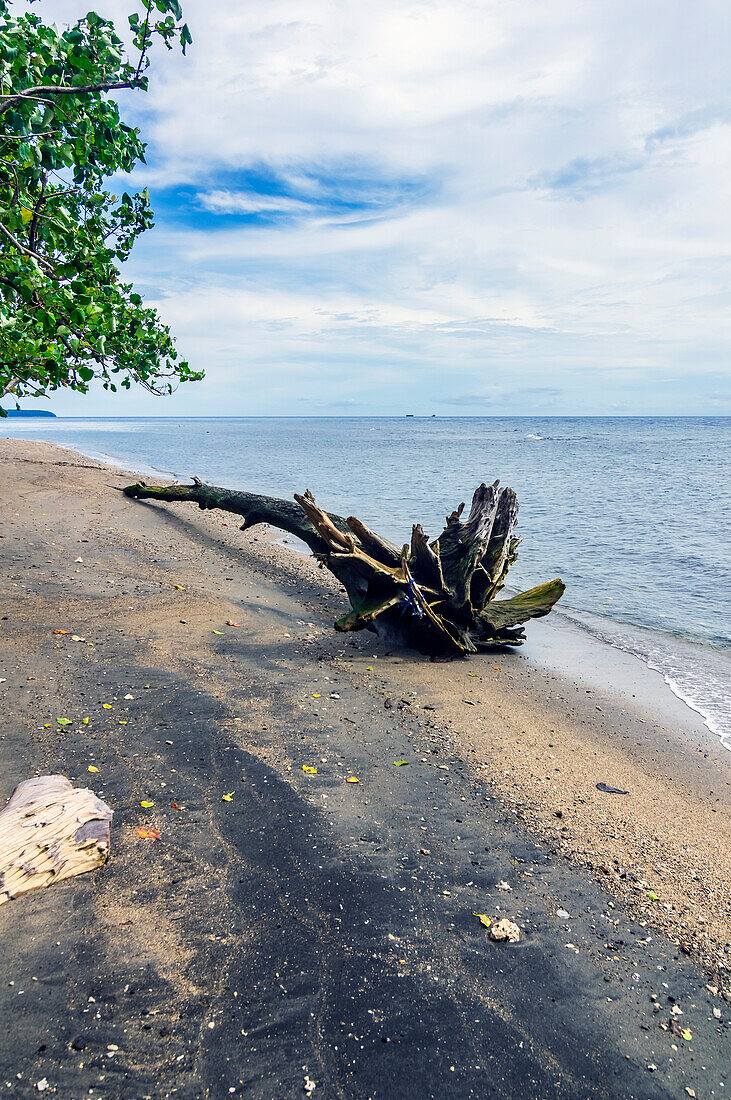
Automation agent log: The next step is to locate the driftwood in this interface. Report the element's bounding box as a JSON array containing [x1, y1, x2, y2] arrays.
[[0, 776, 112, 904], [123, 476, 565, 656]]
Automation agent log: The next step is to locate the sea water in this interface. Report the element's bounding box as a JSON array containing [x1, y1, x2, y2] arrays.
[[3, 416, 729, 744]]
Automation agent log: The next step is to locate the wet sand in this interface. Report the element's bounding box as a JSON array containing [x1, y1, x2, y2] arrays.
[[0, 437, 728, 1099]]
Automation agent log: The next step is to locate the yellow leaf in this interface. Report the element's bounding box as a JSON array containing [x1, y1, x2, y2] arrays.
[[473, 913, 492, 929], [366, 666, 374, 671], [212, 630, 224, 635], [118, 720, 128, 725], [102, 703, 112, 709], [43, 723, 52, 728], [681, 1028, 692, 1041], [140, 800, 154, 808], [20, 206, 33, 225], [173, 584, 185, 590], [88, 765, 99, 773], [82, 717, 89, 725], [312, 692, 321, 698], [302, 765, 317, 774], [346, 776, 359, 783], [221, 792, 234, 802]]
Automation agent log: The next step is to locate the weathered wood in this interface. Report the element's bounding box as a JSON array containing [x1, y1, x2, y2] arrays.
[[123, 476, 565, 656], [0, 776, 112, 904]]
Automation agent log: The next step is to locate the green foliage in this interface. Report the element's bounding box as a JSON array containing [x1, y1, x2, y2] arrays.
[[0, 0, 202, 411]]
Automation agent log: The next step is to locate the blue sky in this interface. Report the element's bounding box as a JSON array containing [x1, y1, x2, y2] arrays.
[[45, 0, 731, 415]]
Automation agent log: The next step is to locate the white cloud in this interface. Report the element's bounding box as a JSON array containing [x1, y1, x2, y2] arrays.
[[40, 0, 731, 414]]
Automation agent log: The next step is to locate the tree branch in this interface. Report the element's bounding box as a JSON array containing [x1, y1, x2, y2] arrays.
[[0, 80, 139, 116]]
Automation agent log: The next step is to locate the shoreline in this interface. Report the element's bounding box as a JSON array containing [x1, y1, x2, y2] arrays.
[[1, 437, 729, 1097], [3, 424, 729, 747]]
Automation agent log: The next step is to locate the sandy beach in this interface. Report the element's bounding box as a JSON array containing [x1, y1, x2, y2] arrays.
[[0, 437, 728, 1099]]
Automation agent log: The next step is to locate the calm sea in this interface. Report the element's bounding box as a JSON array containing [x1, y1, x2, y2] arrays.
[[3, 416, 729, 744]]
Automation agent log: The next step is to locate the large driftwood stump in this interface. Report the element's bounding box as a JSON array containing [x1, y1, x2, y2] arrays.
[[0, 776, 112, 904], [123, 477, 565, 656]]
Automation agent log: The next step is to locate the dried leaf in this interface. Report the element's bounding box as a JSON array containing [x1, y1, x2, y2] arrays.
[[302, 765, 317, 774], [473, 913, 492, 928], [173, 584, 185, 590], [346, 776, 359, 783], [221, 792, 234, 802], [53, 629, 70, 635], [226, 620, 240, 627], [87, 766, 99, 773], [139, 800, 154, 808], [312, 692, 322, 698], [102, 703, 112, 710], [135, 826, 160, 840]]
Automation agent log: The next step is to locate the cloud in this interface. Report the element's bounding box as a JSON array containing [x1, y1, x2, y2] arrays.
[[38, 0, 731, 415]]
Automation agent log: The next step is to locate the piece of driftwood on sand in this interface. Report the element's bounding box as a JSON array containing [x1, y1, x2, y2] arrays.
[[122, 477, 565, 656], [0, 776, 112, 904]]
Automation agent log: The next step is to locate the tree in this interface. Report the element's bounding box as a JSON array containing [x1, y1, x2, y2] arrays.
[[0, 0, 201, 411], [123, 475, 566, 655]]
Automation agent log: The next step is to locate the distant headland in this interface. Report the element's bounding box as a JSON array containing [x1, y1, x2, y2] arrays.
[[2, 409, 56, 418]]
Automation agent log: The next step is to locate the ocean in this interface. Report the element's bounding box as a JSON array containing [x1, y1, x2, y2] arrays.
[[3, 416, 729, 745]]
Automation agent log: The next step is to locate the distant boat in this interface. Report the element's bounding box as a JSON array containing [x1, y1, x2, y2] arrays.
[[406, 413, 414, 417]]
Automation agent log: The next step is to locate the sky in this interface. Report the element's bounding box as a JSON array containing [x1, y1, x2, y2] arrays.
[[42, 0, 731, 415]]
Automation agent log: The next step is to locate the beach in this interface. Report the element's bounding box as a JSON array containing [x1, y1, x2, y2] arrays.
[[0, 437, 728, 1098]]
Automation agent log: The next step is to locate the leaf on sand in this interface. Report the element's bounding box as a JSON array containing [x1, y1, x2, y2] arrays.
[[173, 584, 185, 590], [596, 782, 629, 795], [312, 692, 322, 698], [302, 765, 317, 774], [346, 776, 359, 783], [365, 666, 374, 672], [102, 703, 112, 709], [118, 720, 128, 725], [226, 620, 241, 627], [492, 666, 501, 671], [647, 890, 660, 901], [393, 760, 409, 767], [212, 630, 224, 635], [473, 913, 492, 929], [82, 717, 89, 725], [139, 800, 154, 808], [221, 792, 234, 802], [53, 629, 71, 635], [135, 826, 160, 840], [681, 1028, 692, 1041], [87, 765, 99, 773], [56, 718, 72, 726]]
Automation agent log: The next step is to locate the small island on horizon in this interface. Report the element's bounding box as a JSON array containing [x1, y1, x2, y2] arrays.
[[3, 409, 56, 417]]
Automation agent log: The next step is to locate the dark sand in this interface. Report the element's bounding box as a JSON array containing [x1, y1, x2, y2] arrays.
[[0, 438, 728, 1099]]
